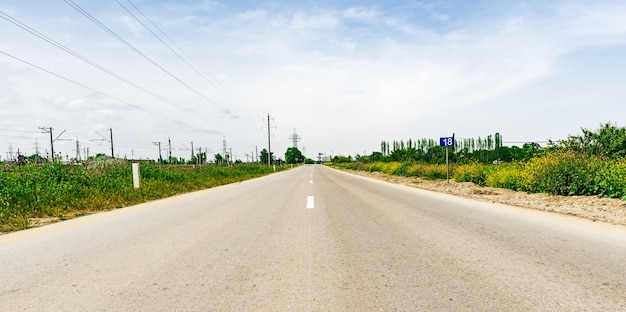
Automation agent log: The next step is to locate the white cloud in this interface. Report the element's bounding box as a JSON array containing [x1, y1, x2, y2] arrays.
[[291, 11, 339, 30], [502, 16, 525, 33], [51, 96, 68, 106], [118, 15, 144, 35], [200, 0, 219, 12], [236, 9, 268, 21], [566, 4, 626, 36], [432, 12, 450, 22], [343, 7, 379, 22], [383, 17, 430, 37], [65, 98, 85, 109]]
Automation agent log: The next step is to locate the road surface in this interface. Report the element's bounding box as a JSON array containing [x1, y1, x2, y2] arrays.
[[1, 165, 625, 311]]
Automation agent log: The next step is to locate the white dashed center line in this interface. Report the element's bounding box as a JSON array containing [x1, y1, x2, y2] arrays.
[[306, 196, 314, 209]]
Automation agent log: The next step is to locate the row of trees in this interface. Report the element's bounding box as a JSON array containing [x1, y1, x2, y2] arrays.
[[379, 134, 504, 157], [354, 133, 540, 164], [343, 123, 626, 165]]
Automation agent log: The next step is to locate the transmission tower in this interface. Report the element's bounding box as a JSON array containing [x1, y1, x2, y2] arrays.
[[289, 128, 301, 148], [7, 143, 14, 161], [222, 136, 228, 165], [74, 138, 81, 161], [33, 139, 41, 163]]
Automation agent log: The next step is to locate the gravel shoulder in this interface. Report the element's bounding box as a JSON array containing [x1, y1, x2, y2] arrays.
[[344, 170, 626, 227]]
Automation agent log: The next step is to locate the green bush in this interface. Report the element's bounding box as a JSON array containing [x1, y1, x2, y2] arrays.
[[453, 162, 488, 186], [381, 162, 402, 175], [406, 162, 447, 180], [523, 151, 598, 196], [363, 162, 383, 173], [484, 163, 529, 191], [592, 158, 626, 199]]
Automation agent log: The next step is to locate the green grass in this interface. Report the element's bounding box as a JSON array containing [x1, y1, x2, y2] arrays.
[[0, 160, 285, 232]]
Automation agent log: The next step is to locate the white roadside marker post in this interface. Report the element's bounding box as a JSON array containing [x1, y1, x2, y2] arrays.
[[132, 163, 140, 189]]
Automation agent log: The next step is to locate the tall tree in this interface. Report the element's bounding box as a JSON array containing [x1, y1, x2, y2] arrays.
[[260, 148, 274, 165], [284, 147, 304, 164], [214, 153, 223, 165], [563, 122, 626, 158]]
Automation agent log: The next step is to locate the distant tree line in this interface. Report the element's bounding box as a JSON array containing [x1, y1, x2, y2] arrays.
[[354, 133, 540, 164], [344, 122, 626, 165]]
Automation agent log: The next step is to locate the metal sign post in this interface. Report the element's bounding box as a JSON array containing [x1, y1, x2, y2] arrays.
[[439, 133, 455, 183], [446, 146, 449, 183]]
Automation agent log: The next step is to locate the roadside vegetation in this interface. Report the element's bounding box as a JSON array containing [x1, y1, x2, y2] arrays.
[[332, 122, 626, 201], [0, 159, 284, 232]]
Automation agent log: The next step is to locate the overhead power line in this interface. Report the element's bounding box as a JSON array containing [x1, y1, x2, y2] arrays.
[[0, 134, 38, 140], [65, 0, 231, 117], [0, 49, 187, 126], [0, 128, 41, 140], [0, 10, 222, 129], [0, 128, 41, 133], [116, 0, 207, 83], [119, 0, 260, 120]]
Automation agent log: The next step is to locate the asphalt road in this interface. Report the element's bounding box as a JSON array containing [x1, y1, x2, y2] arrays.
[[1, 165, 625, 311]]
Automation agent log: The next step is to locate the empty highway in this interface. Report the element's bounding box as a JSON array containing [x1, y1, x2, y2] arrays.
[[1, 165, 625, 311]]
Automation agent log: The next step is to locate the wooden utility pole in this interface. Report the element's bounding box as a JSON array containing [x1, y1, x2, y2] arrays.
[[40, 127, 65, 163]]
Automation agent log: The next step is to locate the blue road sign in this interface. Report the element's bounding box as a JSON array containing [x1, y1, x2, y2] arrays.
[[440, 137, 454, 147]]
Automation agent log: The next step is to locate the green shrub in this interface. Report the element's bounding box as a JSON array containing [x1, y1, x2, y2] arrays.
[[406, 162, 447, 180], [484, 163, 529, 191], [381, 162, 402, 175], [453, 162, 487, 186], [523, 151, 598, 196], [363, 162, 384, 173], [592, 158, 626, 199]]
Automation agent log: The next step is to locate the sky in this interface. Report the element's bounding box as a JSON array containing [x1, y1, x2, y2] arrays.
[[1, 0, 626, 162]]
